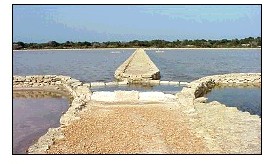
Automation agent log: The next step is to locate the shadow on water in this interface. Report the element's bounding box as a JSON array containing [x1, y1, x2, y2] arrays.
[[204, 86, 261, 117], [13, 90, 70, 154]]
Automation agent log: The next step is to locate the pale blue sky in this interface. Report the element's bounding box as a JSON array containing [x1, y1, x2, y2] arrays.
[[13, 5, 261, 43]]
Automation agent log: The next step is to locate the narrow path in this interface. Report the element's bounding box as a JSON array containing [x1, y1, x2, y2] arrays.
[[124, 49, 155, 75], [115, 48, 160, 81], [47, 103, 208, 154], [128, 111, 169, 153]]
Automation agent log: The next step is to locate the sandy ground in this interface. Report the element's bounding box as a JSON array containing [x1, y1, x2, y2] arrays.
[[47, 102, 209, 154], [46, 100, 261, 154]]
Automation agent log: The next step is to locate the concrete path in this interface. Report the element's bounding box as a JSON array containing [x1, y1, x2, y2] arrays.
[[114, 48, 160, 82]]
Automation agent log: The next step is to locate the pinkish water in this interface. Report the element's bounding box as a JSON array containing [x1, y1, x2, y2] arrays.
[[13, 90, 69, 154]]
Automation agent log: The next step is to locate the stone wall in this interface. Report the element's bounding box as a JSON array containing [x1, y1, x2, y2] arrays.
[[114, 49, 137, 80], [88, 80, 189, 89], [13, 75, 92, 154], [175, 73, 261, 113], [13, 75, 92, 125], [188, 73, 261, 98], [176, 73, 261, 100], [114, 48, 161, 83], [13, 90, 70, 99], [183, 73, 261, 153]]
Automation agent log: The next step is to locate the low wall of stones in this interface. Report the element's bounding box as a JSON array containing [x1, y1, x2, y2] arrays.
[[175, 73, 261, 112], [175, 73, 261, 113], [188, 73, 261, 98], [114, 49, 137, 80], [114, 48, 161, 82], [88, 80, 189, 88], [13, 75, 92, 153], [13, 75, 92, 126], [13, 89, 70, 99]]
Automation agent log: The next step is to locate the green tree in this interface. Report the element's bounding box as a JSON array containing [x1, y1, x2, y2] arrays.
[[47, 41, 60, 47]]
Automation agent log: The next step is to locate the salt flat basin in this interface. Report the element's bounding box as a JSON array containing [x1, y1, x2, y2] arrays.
[[204, 86, 261, 117], [13, 90, 69, 154]]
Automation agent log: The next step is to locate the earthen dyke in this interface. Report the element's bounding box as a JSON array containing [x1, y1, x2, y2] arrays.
[[12, 73, 261, 154], [114, 48, 160, 82]]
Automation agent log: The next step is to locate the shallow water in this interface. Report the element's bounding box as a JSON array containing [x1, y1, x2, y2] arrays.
[[147, 49, 261, 82], [13, 49, 261, 83], [13, 49, 134, 83], [13, 90, 69, 154], [204, 87, 261, 117]]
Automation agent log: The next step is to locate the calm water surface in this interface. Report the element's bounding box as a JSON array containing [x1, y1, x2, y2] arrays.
[[13, 49, 134, 82], [205, 87, 261, 117], [147, 49, 261, 82], [13, 49, 261, 83], [13, 90, 69, 154]]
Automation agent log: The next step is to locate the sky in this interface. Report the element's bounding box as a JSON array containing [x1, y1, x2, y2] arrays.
[[13, 5, 261, 43]]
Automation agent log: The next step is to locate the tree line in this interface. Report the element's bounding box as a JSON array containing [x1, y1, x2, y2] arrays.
[[13, 37, 261, 50]]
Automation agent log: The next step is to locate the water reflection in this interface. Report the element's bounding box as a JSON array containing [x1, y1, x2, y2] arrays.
[[13, 90, 69, 154]]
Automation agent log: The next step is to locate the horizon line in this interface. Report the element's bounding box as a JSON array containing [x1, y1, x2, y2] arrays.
[[13, 36, 261, 44]]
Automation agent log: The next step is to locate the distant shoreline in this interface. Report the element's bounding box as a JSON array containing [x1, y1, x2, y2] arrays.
[[13, 47, 261, 51]]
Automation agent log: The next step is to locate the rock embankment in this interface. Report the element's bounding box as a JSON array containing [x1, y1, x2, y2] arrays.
[[191, 101, 261, 154], [176, 73, 261, 102], [114, 48, 160, 83], [174, 73, 261, 154], [13, 89, 70, 99], [13, 75, 92, 153]]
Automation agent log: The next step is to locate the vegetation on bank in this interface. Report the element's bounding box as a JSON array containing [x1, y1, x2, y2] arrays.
[[13, 37, 261, 50]]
